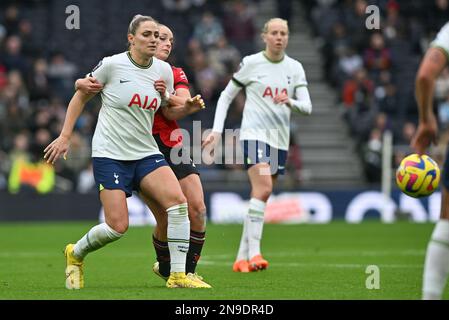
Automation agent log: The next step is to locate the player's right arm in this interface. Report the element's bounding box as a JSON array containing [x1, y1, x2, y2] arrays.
[[45, 57, 110, 163], [44, 90, 96, 164], [75, 76, 103, 94], [412, 47, 448, 155]]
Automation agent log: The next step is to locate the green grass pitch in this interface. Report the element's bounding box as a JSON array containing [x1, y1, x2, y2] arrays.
[[0, 221, 448, 300]]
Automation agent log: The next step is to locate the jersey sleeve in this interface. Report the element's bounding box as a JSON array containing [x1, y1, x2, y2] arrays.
[[89, 56, 112, 84], [431, 22, 449, 60], [293, 62, 308, 89], [231, 56, 253, 87], [162, 62, 175, 94], [173, 67, 190, 90]]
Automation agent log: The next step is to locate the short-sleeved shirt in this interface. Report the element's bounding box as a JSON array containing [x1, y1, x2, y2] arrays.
[[90, 51, 174, 160], [231, 51, 308, 151], [431, 22, 449, 61], [152, 66, 189, 148]]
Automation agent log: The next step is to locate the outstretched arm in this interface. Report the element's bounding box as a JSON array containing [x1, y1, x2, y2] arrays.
[[162, 94, 206, 120], [411, 47, 448, 155], [44, 90, 96, 164]]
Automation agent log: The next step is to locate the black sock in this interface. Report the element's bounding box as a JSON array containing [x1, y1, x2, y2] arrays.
[[152, 235, 170, 277], [186, 230, 206, 274]]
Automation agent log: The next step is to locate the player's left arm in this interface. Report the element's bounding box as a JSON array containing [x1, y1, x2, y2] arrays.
[[274, 64, 312, 115], [159, 66, 205, 120], [161, 92, 205, 121], [284, 86, 313, 115]]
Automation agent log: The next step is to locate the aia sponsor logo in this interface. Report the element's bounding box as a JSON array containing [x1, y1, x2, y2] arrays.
[[262, 86, 287, 98], [128, 93, 159, 110]]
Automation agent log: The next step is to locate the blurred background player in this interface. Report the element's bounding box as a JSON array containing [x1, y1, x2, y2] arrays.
[[202, 18, 312, 272], [44, 15, 208, 289], [149, 24, 210, 288], [411, 21, 449, 300], [76, 24, 210, 287]]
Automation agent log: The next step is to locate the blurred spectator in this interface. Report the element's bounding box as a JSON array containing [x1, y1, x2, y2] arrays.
[[193, 11, 224, 49], [9, 132, 31, 164], [17, 19, 41, 59], [326, 22, 353, 84], [382, 0, 406, 42], [311, 0, 339, 39], [341, 0, 369, 51], [374, 71, 397, 115], [363, 33, 392, 81], [47, 52, 77, 102], [361, 128, 382, 183], [342, 68, 374, 108], [2, 4, 20, 36], [223, 0, 257, 56], [27, 58, 50, 102], [335, 47, 363, 85], [6, 70, 29, 110], [77, 162, 95, 193], [208, 36, 241, 76], [1, 35, 28, 76]]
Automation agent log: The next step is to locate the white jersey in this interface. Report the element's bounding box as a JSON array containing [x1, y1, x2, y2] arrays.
[[90, 52, 174, 160], [232, 51, 308, 150], [431, 22, 449, 59]]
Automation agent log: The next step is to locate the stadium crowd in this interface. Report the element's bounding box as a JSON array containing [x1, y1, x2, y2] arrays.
[[0, 0, 304, 194], [1, 0, 448, 192], [304, 0, 449, 182]]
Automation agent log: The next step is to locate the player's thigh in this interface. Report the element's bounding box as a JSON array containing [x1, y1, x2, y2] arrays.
[[139, 166, 186, 209], [179, 173, 205, 213], [100, 189, 129, 232]]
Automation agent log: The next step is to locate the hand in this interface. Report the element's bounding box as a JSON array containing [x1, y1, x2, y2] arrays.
[[76, 77, 103, 94], [410, 115, 438, 155], [154, 79, 168, 98], [43, 135, 70, 164], [185, 94, 206, 111], [202, 131, 221, 149], [273, 92, 290, 105]]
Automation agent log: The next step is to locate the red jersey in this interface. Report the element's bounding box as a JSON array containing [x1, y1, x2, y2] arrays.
[[153, 66, 189, 147]]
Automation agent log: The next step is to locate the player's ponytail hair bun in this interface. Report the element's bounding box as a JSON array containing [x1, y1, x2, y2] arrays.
[[127, 14, 159, 48]]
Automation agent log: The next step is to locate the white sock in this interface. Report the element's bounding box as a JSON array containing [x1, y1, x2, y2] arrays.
[[73, 223, 123, 260], [247, 198, 266, 259], [423, 220, 449, 300], [236, 215, 249, 261], [167, 203, 190, 273]]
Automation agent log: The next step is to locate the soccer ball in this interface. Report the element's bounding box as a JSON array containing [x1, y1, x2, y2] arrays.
[[396, 154, 440, 198]]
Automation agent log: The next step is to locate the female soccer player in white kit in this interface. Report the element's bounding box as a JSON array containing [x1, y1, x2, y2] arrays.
[[203, 18, 312, 272], [412, 21, 449, 299], [43, 15, 207, 288]]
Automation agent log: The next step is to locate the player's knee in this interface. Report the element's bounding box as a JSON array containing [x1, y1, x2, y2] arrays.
[[189, 200, 207, 229], [254, 185, 272, 202], [172, 193, 187, 206], [109, 221, 128, 234]]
